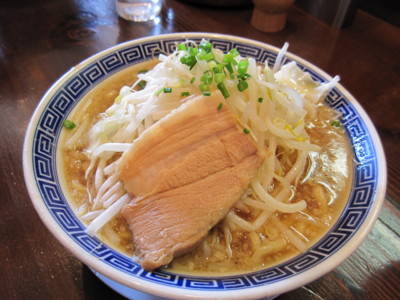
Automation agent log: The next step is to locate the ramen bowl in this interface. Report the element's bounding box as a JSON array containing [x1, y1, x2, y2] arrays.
[[23, 32, 386, 299]]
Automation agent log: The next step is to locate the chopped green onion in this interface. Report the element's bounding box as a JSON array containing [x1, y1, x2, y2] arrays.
[[181, 91, 190, 96], [197, 51, 207, 60], [217, 102, 223, 110], [238, 73, 251, 81], [200, 72, 213, 84], [163, 87, 172, 93], [212, 64, 224, 74], [155, 88, 164, 96], [203, 91, 211, 96], [237, 80, 248, 92], [223, 53, 235, 63], [178, 42, 253, 98], [214, 73, 226, 83], [199, 83, 210, 92], [217, 82, 230, 99], [224, 63, 235, 79], [199, 42, 213, 53], [155, 87, 173, 95], [180, 54, 197, 69], [238, 60, 249, 75], [229, 48, 239, 56], [63, 120, 76, 130], [208, 60, 218, 70], [258, 97, 263, 103], [180, 56, 187, 64], [223, 49, 239, 63], [136, 69, 147, 89], [177, 43, 188, 51], [331, 120, 342, 127], [243, 128, 250, 134], [225, 62, 234, 74], [204, 52, 215, 62], [137, 80, 147, 89], [188, 47, 198, 56]]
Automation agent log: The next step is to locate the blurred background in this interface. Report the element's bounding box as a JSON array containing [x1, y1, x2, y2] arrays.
[[358, 0, 400, 27], [296, 0, 400, 28]]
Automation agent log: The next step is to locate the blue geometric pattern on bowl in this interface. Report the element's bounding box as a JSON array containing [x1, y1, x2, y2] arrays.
[[31, 36, 378, 290]]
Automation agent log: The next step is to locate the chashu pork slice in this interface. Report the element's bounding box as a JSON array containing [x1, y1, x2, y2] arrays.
[[117, 91, 262, 270], [116, 91, 257, 197], [122, 155, 260, 271]]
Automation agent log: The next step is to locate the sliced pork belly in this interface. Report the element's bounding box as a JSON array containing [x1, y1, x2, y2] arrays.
[[117, 91, 262, 270], [117, 91, 256, 197], [122, 155, 261, 270]]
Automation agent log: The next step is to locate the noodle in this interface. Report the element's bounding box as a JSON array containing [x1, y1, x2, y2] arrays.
[[60, 40, 352, 273]]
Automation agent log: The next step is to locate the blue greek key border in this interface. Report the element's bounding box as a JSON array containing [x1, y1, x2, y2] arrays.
[[31, 35, 378, 290]]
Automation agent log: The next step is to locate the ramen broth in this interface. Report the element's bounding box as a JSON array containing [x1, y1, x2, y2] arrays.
[[59, 59, 353, 274]]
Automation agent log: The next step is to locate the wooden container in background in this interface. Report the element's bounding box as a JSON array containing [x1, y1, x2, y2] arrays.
[[251, 0, 295, 32]]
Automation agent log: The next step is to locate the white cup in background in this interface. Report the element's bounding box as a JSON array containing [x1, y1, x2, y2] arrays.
[[116, 0, 162, 22]]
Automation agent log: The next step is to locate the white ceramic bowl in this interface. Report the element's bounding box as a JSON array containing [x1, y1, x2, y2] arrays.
[[23, 33, 387, 299]]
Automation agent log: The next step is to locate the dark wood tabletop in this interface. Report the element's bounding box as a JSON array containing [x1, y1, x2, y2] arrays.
[[1, 0, 399, 299]]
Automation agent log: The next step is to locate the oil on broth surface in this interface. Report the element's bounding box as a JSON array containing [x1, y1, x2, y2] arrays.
[[59, 60, 353, 275]]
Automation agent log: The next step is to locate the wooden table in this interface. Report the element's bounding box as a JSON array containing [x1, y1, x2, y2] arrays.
[[1, 0, 399, 299]]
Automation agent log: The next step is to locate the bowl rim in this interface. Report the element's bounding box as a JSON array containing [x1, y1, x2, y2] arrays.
[[23, 32, 387, 299]]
